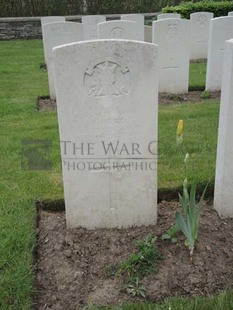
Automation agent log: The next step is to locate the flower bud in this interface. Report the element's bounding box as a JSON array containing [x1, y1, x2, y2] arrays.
[[184, 153, 190, 166], [176, 120, 184, 146]]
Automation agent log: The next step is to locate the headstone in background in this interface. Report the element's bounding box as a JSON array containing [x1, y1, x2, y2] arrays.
[[214, 39, 233, 218], [206, 17, 233, 91], [153, 18, 190, 93], [157, 13, 181, 20], [121, 14, 145, 41], [144, 25, 152, 43], [41, 16, 65, 64], [82, 15, 106, 40], [43, 22, 83, 99], [190, 12, 214, 60], [41, 16, 65, 26], [228, 12, 233, 16], [97, 21, 138, 40], [53, 40, 159, 228]]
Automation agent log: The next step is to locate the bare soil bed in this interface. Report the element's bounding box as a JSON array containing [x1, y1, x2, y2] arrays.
[[37, 91, 221, 112], [37, 96, 56, 111], [159, 91, 220, 105], [34, 202, 233, 310]]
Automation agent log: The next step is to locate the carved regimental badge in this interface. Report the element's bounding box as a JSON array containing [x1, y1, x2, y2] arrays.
[[84, 59, 131, 98], [110, 27, 127, 39], [197, 14, 208, 27], [167, 24, 178, 40]]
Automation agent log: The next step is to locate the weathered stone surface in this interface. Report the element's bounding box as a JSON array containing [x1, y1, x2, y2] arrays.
[[157, 13, 181, 20], [144, 25, 152, 43], [41, 16, 65, 26], [97, 21, 138, 40], [53, 40, 158, 228], [190, 12, 213, 60], [121, 14, 144, 41], [214, 39, 233, 218], [41, 16, 65, 64], [153, 18, 190, 93], [43, 22, 83, 99], [82, 15, 106, 40], [206, 17, 233, 91]]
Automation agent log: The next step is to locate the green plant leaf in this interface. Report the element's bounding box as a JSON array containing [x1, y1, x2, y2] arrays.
[[161, 234, 171, 240], [183, 184, 189, 203], [161, 223, 180, 241], [179, 192, 188, 214], [190, 181, 196, 211], [139, 290, 146, 298], [175, 211, 194, 249], [195, 183, 208, 240]]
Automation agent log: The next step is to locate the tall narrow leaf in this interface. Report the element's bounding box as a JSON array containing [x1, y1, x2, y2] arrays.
[[176, 180, 208, 258]]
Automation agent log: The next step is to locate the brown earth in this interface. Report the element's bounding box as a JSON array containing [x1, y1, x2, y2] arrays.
[[34, 202, 233, 310], [37, 96, 56, 112], [159, 91, 220, 105], [37, 91, 221, 112]]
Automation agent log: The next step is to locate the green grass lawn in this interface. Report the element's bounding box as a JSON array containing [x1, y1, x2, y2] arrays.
[[94, 290, 233, 309], [0, 39, 231, 309], [189, 59, 207, 90], [158, 100, 218, 190]]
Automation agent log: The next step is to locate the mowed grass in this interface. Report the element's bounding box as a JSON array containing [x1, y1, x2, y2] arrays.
[[0, 40, 62, 310], [158, 99, 219, 190], [94, 289, 233, 309], [0, 39, 230, 309], [189, 59, 207, 90]]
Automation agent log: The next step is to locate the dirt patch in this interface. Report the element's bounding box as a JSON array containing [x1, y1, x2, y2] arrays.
[[40, 63, 47, 70], [37, 96, 56, 111], [159, 91, 220, 105], [34, 202, 233, 309], [37, 91, 221, 111]]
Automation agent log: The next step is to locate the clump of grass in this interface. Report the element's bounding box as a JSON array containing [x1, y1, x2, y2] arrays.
[[200, 90, 211, 99], [117, 235, 161, 278], [106, 235, 161, 298], [165, 94, 184, 101], [161, 223, 179, 243]]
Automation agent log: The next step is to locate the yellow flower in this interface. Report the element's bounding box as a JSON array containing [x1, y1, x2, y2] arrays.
[[176, 119, 184, 136], [176, 119, 184, 145]]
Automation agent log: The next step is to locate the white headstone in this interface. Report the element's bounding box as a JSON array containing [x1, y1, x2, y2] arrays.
[[82, 15, 106, 40], [41, 16, 65, 64], [157, 13, 181, 20], [206, 17, 233, 91], [53, 40, 158, 229], [190, 12, 214, 60], [41, 16, 65, 26], [97, 21, 138, 40], [214, 39, 233, 218], [43, 22, 84, 100], [121, 14, 144, 41], [144, 25, 152, 43], [228, 12, 233, 16], [152, 18, 190, 93]]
